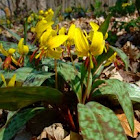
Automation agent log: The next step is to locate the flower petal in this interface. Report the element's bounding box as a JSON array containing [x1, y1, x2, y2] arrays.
[[8, 74, 16, 87], [74, 28, 89, 57], [90, 22, 99, 31], [0, 43, 8, 56], [59, 27, 66, 35], [47, 35, 68, 49], [40, 28, 53, 45], [90, 31, 105, 56], [1, 74, 7, 87], [35, 20, 54, 39], [18, 38, 24, 54], [68, 24, 75, 40]]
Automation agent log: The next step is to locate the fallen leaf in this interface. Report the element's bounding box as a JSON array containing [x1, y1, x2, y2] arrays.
[[37, 123, 68, 140], [117, 113, 140, 138]]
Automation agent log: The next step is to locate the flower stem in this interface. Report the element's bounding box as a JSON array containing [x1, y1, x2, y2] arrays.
[[55, 59, 58, 89], [82, 64, 91, 104]]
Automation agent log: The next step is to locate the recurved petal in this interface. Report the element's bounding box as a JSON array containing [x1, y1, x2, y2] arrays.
[[1, 74, 7, 87], [0, 43, 8, 56], [74, 28, 89, 57], [35, 20, 54, 39], [90, 31, 105, 56], [47, 47, 63, 59], [7, 74, 16, 87], [47, 35, 68, 49], [59, 27, 66, 35], [18, 38, 24, 54], [90, 22, 99, 31], [40, 28, 52, 45], [68, 24, 75, 40]]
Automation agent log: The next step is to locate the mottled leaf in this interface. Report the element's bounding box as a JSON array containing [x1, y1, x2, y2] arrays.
[[78, 102, 127, 140], [92, 79, 134, 133], [0, 107, 44, 140], [57, 62, 82, 102], [0, 86, 63, 110], [23, 72, 53, 86]]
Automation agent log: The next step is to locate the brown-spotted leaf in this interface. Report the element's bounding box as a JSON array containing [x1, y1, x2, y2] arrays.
[[78, 102, 127, 140]]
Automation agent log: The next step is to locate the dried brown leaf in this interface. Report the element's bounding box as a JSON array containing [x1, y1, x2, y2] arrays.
[[117, 114, 140, 138]]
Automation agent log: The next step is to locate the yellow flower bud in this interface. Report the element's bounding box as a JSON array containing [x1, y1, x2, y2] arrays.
[[39, 10, 44, 15], [27, 16, 32, 23], [8, 48, 16, 55], [23, 45, 29, 55]]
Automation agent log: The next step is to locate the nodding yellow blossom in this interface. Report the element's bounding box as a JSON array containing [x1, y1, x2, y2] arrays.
[[104, 52, 117, 66], [74, 28, 105, 57], [0, 43, 15, 56], [44, 9, 54, 21], [59, 24, 75, 46], [122, 3, 131, 8], [39, 10, 44, 15], [18, 38, 29, 55], [27, 16, 33, 23], [35, 19, 54, 39], [36, 28, 68, 59], [1, 74, 16, 87], [90, 22, 108, 40]]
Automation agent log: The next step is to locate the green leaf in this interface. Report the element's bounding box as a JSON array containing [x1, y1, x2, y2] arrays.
[[92, 79, 134, 133], [0, 107, 44, 140], [98, 14, 112, 36], [0, 67, 33, 84], [23, 72, 54, 86], [57, 62, 82, 102], [78, 102, 127, 140], [0, 86, 63, 110], [0, 41, 17, 49], [110, 46, 129, 71], [123, 83, 140, 103]]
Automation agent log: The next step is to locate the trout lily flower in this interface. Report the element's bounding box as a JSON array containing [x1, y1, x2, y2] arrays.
[[1, 74, 16, 87], [35, 19, 54, 39], [59, 24, 75, 46], [75, 28, 105, 57], [104, 52, 117, 66], [35, 28, 68, 59], [18, 38, 29, 56], [90, 22, 108, 40], [0, 43, 18, 69], [74, 28, 105, 68]]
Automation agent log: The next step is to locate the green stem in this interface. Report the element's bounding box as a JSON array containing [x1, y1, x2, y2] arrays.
[[55, 59, 58, 89], [82, 65, 91, 104], [24, 18, 28, 45]]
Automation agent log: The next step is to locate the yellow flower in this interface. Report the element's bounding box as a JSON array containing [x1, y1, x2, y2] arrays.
[[0, 43, 16, 56], [122, 3, 131, 8], [104, 52, 117, 66], [59, 24, 75, 47], [90, 22, 108, 40], [35, 19, 54, 39], [27, 16, 33, 23], [0, 43, 19, 66], [1, 74, 16, 87], [18, 38, 29, 55], [36, 29, 68, 59], [44, 9, 54, 21], [74, 28, 105, 57], [39, 10, 44, 15]]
